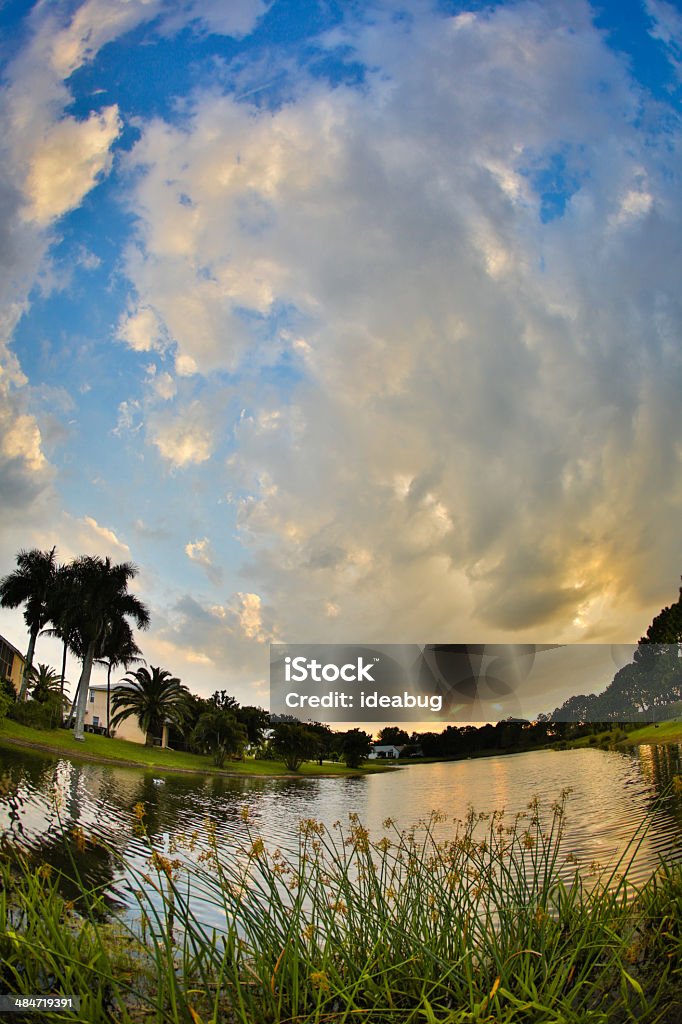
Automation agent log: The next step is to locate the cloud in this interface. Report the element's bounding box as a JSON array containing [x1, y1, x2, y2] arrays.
[[117, 306, 167, 354], [185, 537, 222, 584], [23, 107, 122, 226], [156, 589, 277, 689], [148, 400, 214, 467], [646, 0, 682, 80], [117, 0, 682, 647]]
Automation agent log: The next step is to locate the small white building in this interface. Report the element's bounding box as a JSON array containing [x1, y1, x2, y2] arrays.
[[83, 683, 154, 745], [368, 744, 403, 760]]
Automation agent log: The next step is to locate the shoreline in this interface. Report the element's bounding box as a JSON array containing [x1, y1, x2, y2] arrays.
[[0, 729, 398, 780]]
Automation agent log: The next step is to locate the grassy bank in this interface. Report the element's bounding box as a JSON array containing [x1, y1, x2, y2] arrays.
[[619, 719, 682, 746], [0, 719, 395, 777], [1, 793, 682, 1023]]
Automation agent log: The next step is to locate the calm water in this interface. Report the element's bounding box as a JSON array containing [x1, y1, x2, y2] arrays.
[[1, 743, 682, 927]]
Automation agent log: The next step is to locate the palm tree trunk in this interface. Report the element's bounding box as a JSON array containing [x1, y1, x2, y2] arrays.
[[60, 640, 68, 723], [73, 642, 96, 741], [65, 678, 81, 728], [18, 629, 38, 702], [106, 662, 112, 737]]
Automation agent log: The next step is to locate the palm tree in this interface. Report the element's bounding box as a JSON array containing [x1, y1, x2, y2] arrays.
[[95, 618, 144, 736], [111, 666, 189, 746], [0, 547, 58, 701], [45, 560, 79, 705], [27, 663, 62, 702], [69, 556, 150, 741]]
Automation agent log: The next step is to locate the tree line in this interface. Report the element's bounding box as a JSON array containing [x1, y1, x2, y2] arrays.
[[2, 547, 680, 770]]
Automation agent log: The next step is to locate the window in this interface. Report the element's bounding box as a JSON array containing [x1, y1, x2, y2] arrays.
[[89, 690, 95, 703], [92, 716, 99, 727], [0, 638, 16, 683]]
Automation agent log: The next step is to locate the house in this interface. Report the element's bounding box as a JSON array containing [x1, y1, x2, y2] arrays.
[[0, 633, 26, 695], [83, 683, 160, 746], [368, 744, 403, 759]]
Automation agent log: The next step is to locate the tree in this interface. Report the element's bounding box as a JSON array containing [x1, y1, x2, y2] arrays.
[[305, 721, 336, 764], [95, 619, 144, 736], [209, 690, 240, 712], [0, 547, 58, 701], [111, 665, 189, 746], [68, 556, 150, 741], [191, 709, 247, 767], [271, 722, 319, 771], [27, 663, 62, 703], [44, 560, 80, 706], [640, 578, 682, 644], [235, 705, 270, 746], [339, 728, 372, 768], [377, 726, 410, 746]]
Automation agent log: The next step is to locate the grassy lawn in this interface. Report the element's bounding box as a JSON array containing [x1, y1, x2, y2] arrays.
[[618, 718, 682, 746], [0, 718, 396, 777]]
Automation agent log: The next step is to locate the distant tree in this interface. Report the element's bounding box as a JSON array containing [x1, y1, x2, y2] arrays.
[[339, 728, 372, 768], [304, 721, 336, 764], [235, 705, 270, 746], [271, 722, 319, 771], [0, 547, 58, 701], [377, 726, 410, 746], [209, 690, 240, 712], [111, 666, 188, 746], [191, 709, 247, 767]]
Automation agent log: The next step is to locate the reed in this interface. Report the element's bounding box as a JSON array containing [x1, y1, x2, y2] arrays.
[[1, 790, 681, 1023]]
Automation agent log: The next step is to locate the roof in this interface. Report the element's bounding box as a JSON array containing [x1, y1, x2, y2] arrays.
[[0, 633, 26, 662]]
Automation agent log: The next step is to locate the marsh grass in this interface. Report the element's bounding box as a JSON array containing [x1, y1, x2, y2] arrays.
[[1, 791, 681, 1023]]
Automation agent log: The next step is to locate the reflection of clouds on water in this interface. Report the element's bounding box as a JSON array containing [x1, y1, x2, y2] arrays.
[[1, 744, 682, 929]]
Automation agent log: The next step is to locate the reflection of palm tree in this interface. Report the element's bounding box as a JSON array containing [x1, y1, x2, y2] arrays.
[[111, 666, 188, 746], [95, 619, 144, 737], [68, 557, 150, 742], [0, 547, 58, 701]]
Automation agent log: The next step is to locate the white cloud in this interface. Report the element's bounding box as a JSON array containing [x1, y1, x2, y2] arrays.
[[23, 107, 121, 226], [118, 0, 682, 647], [185, 536, 222, 584], [149, 401, 214, 466], [646, 0, 682, 79]]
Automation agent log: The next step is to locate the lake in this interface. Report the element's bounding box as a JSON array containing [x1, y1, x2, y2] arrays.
[[1, 742, 682, 929]]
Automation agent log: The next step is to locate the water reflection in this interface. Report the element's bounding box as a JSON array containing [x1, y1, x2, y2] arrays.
[[1, 743, 682, 927]]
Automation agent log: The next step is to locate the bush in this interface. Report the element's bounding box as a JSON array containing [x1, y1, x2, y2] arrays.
[[9, 695, 62, 730], [0, 689, 12, 725]]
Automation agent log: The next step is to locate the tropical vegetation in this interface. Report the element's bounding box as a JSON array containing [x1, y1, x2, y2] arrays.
[[190, 707, 248, 766], [0, 546, 58, 700]]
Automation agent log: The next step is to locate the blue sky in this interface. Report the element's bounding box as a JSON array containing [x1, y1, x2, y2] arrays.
[[0, 0, 681, 707]]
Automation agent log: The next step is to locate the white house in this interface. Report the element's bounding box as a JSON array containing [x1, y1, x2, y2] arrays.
[[83, 683, 161, 746], [368, 744, 403, 759]]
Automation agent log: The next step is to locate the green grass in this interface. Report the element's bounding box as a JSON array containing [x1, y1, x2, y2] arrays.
[[0, 719, 395, 777], [617, 719, 682, 746], [2, 790, 682, 1023]]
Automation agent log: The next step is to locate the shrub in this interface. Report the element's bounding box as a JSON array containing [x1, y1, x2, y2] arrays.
[[9, 695, 62, 730]]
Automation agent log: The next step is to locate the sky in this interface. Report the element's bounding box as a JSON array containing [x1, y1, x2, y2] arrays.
[[0, 0, 681, 714]]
